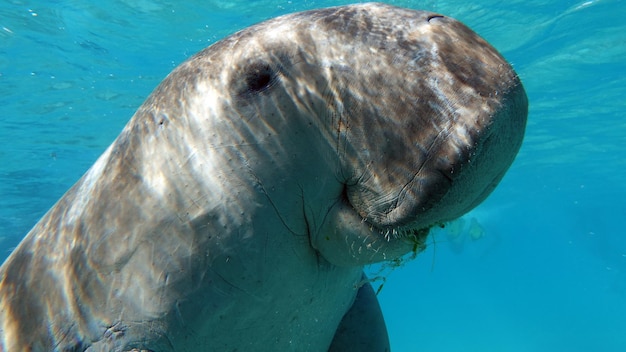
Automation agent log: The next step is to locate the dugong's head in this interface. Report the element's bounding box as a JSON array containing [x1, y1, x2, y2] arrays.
[[141, 3, 527, 267]]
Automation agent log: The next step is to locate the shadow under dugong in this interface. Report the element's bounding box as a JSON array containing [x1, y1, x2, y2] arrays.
[[0, 2, 527, 351]]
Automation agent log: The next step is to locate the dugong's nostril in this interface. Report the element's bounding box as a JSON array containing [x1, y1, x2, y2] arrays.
[[427, 15, 445, 23]]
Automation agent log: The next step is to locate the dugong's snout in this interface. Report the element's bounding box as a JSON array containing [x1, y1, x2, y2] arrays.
[[345, 79, 528, 233], [322, 9, 529, 260], [391, 79, 528, 229]]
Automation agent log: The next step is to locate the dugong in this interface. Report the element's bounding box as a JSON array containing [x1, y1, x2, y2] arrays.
[[0, 3, 527, 351]]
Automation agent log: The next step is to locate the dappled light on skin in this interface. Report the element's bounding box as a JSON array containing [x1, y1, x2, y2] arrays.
[[0, 3, 526, 351]]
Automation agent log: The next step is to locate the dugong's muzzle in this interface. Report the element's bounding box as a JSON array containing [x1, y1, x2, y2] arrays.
[[327, 11, 528, 235]]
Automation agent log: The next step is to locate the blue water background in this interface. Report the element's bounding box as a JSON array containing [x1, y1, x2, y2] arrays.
[[1, 0, 624, 351]]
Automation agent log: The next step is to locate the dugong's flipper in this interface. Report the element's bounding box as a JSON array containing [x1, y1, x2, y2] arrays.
[[329, 275, 389, 351]]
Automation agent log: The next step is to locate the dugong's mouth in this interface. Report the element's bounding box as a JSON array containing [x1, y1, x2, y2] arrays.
[[313, 193, 435, 267], [346, 185, 438, 257], [369, 222, 432, 254]]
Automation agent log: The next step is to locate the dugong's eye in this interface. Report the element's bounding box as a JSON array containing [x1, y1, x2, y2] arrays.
[[242, 62, 278, 95]]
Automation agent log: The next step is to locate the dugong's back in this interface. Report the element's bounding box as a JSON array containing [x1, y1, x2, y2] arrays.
[[0, 3, 527, 351]]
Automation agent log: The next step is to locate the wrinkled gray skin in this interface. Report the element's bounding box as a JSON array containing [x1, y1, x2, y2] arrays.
[[0, 3, 527, 351]]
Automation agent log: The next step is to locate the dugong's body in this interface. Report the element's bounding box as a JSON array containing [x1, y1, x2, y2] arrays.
[[0, 3, 527, 351]]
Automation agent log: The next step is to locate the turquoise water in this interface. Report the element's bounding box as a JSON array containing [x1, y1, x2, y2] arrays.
[[1, 0, 624, 351]]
